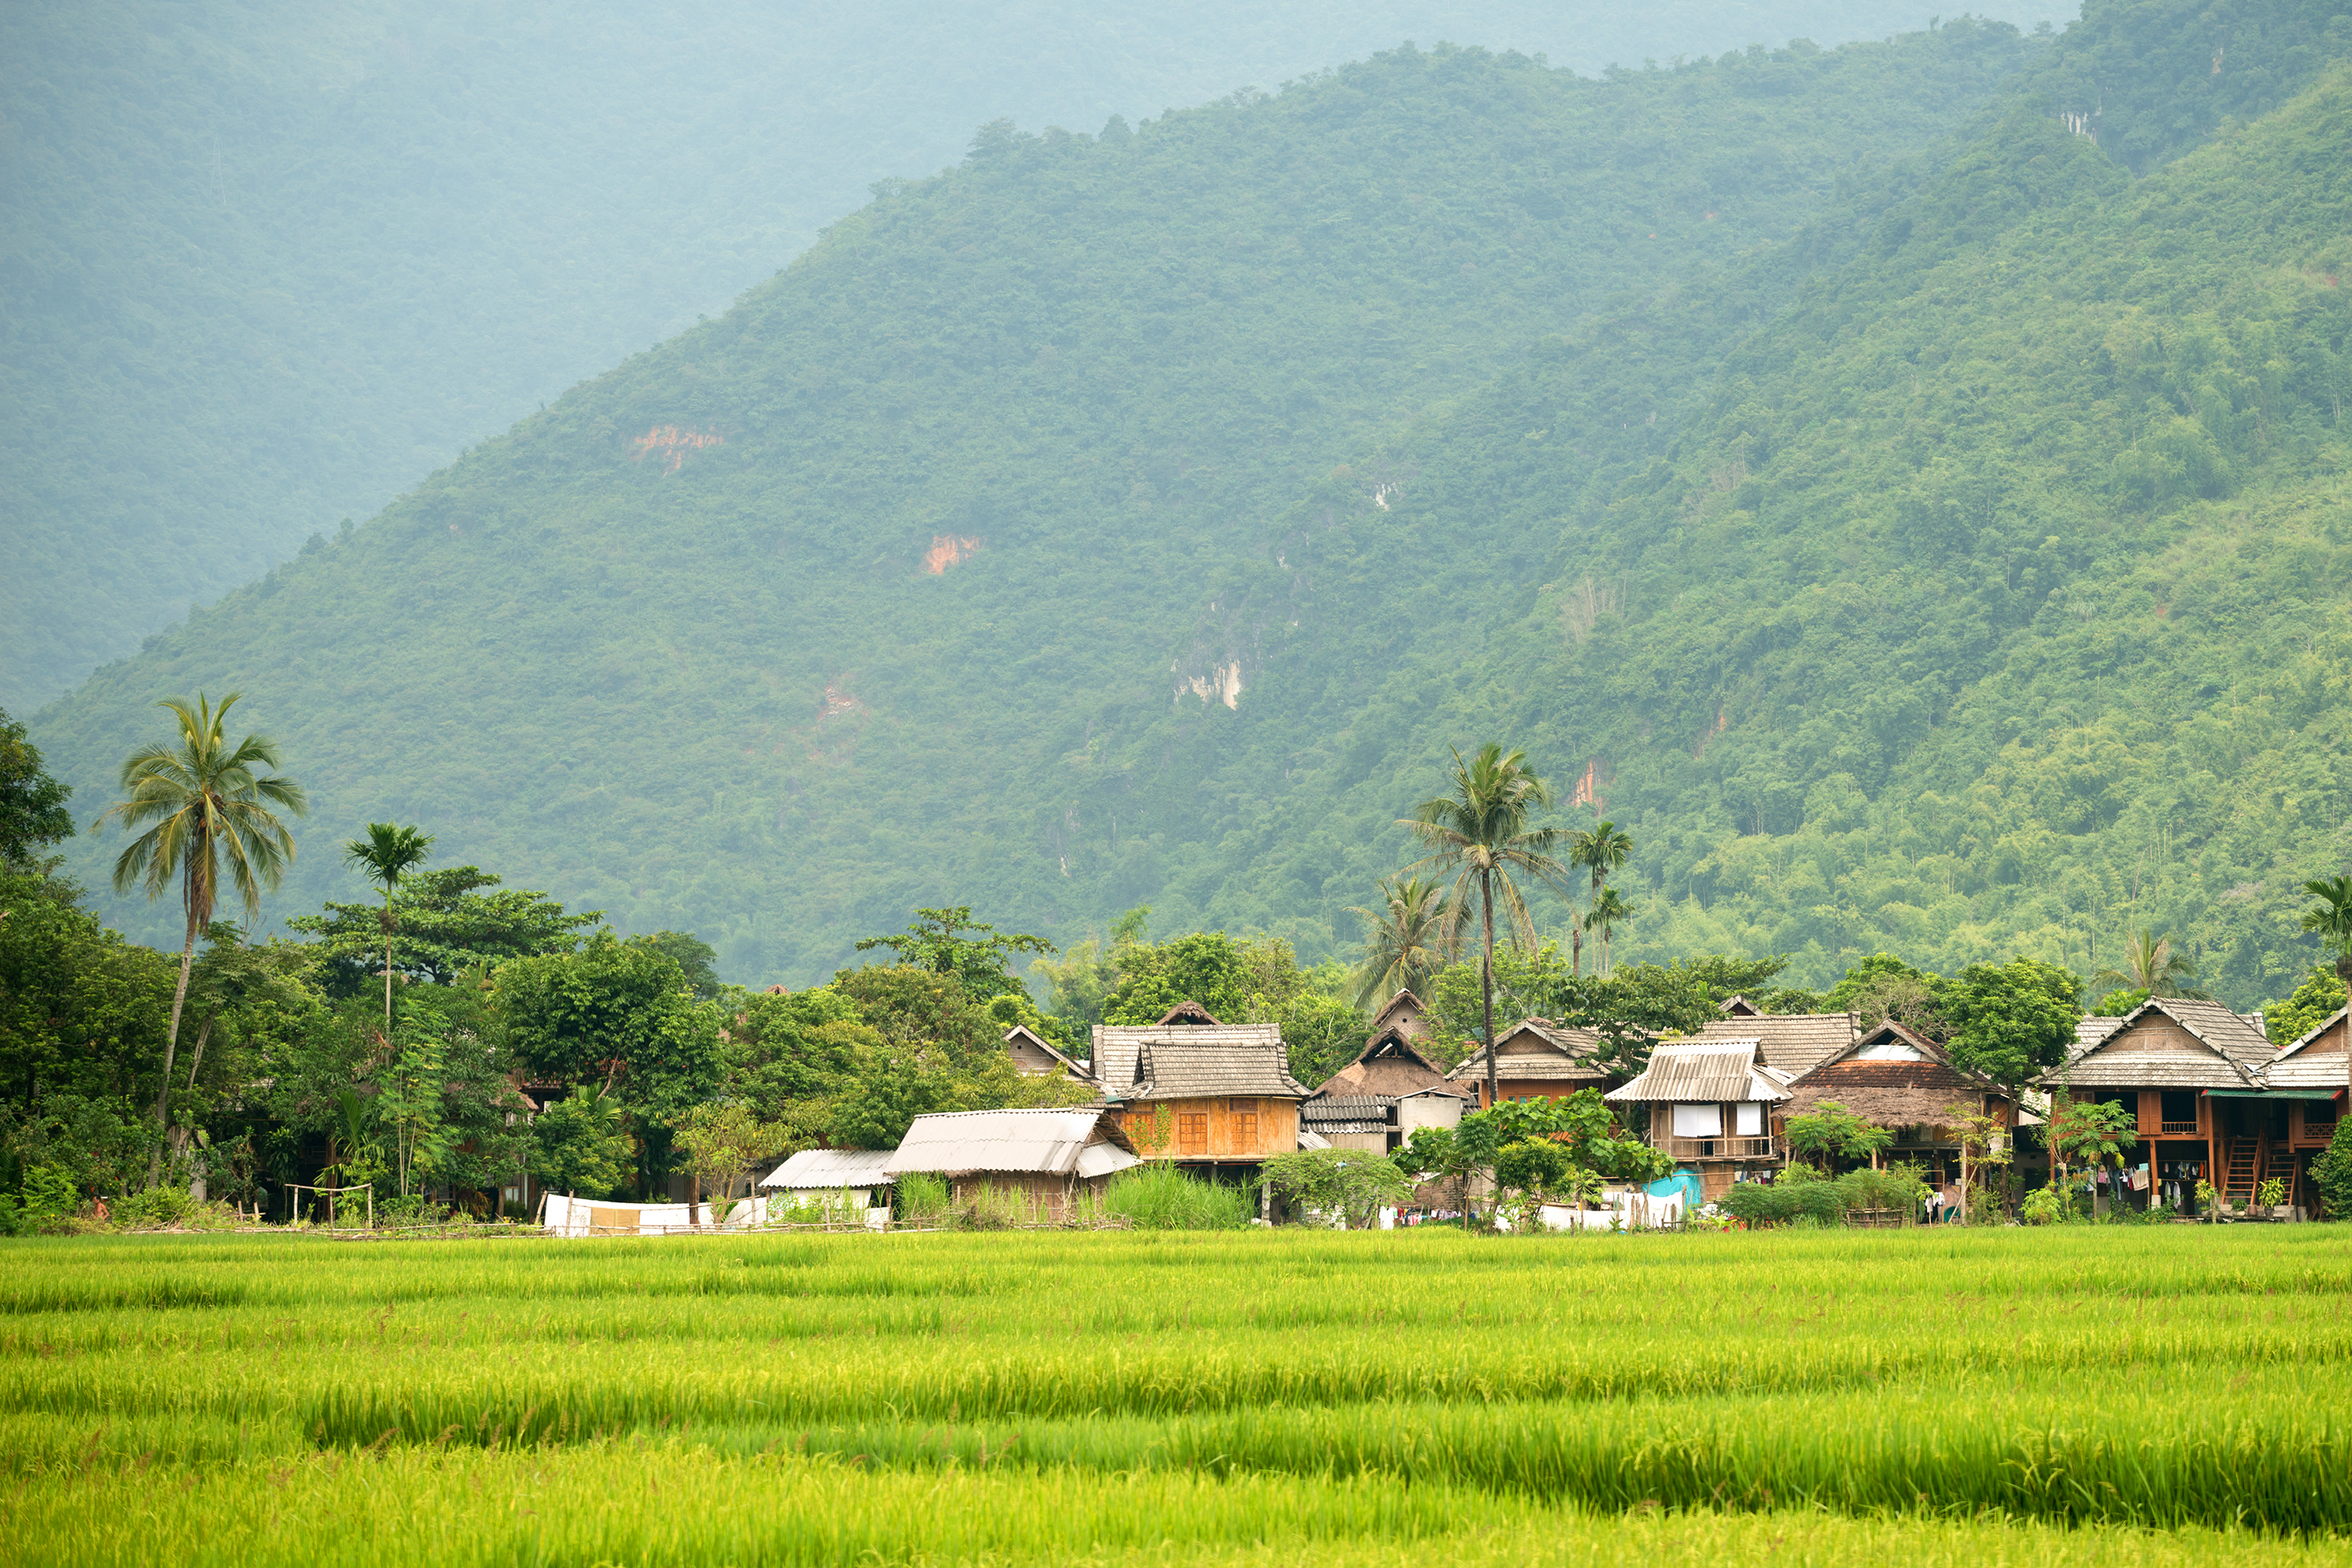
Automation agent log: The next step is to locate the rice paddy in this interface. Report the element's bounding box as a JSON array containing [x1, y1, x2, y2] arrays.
[[5, 1226, 2350, 1566]]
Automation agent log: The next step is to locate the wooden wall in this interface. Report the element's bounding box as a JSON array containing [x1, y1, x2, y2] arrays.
[[1123, 1097, 1299, 1160]]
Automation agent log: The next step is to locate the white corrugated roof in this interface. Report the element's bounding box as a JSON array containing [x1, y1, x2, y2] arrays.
[[1606, 1038, 1793, 1104], [760, 1147, 895, 1189], [884, 1107, 1134, 1178], [1075, 1142, 1142, 1180]]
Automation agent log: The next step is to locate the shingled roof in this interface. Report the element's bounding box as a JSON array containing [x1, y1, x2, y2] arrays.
[[2037, 996, 2270, 1090], [1091, 1004, 1283, 1095], [1129, 1040, 1311, 1101], [1692, 1011, 1857, 1078], [1606, 1038, 1794, 1105], [2259, 1005, 2347, 1091], [1446, 1018, 1610, 1085]]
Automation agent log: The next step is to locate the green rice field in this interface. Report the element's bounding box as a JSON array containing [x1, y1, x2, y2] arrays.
[[5, 1226, 2351, 1566]]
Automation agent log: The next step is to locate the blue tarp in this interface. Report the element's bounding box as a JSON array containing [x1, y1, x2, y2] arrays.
[[1647, 1170, 1704, 1207]]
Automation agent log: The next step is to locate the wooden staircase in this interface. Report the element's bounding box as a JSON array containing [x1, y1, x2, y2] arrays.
[[2221, 1137, 2263, 1204]]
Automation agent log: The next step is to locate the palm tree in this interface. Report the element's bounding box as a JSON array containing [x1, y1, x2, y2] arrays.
[[2299, 875, 2352, 1102], [97, 693, 306, 1135], [2093, 929, 2197, 1000], [1566, 819, 1634, 977], [1346, 875, 1458, 1010], [343, 822, 436, 1028], [1585, 885, 1635, 978], [1401, 745, 1574, 1113]]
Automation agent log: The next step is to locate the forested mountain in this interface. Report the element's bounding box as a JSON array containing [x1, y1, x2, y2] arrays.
[[28, 2, 2350, 1007], [2, 0, 2065, 714]]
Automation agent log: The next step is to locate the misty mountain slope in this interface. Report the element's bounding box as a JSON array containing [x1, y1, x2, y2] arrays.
[[1, 0, 2072, 713], [25, 27, 2044, 978], [1187, 48, 2352, 1004]]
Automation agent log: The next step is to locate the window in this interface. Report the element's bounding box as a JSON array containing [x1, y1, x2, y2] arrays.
[[1733, 1102, 1763, 1137], [1671, 1103, 1722, 1138], [1229, 1099, 1256, 1114], [1176, 1112, 1208, 1152], [2160, 1091, 2198, 1131]]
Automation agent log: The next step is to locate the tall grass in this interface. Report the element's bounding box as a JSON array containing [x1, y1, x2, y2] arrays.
[[5, 1227, 2352, 1560], [1105, 1163, 1257, 1229]]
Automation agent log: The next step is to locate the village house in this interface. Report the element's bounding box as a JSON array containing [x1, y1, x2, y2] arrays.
[[883, 1105, 1141, 1221], [758, 1146, 896, 1219], [1606, 1036, 1794, 1201], [1002, 1023, 1094, 1083], [1092, 1001, 1312, 1171], [1703, 1000, 1860, 1078], [1367, 986, 1432, 1040], [1301, 1022, 1470, 1152], [2261, 1004, 2349, 1211], [2034, 997, 2278, 1216], [1444, 1018, 1613, 1109], [1778, 1018, 2012, 1185]]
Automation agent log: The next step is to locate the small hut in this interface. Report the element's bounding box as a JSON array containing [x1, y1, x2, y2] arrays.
[[884, 1106, 1141, 1221], [759, 1147, 897, 1219]]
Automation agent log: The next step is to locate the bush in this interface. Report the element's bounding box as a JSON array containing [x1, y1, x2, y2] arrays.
[[112, 1185, 244, 1232], [374, 1194, 455, 1229], [2313, 1123, 2352, 1219], [3, 1165, 82, 1235], [2020, 1185, 2063, 1225], [1722, 1178, 1842, 1227], [1105, 1163, 1256, 1229]]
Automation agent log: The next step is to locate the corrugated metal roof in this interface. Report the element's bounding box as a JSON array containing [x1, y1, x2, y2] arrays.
[[1693, 1013, 1857, 1077], [883, 1107, 1136, 1178], [760, 1147, 896, 1189], [1606, 1039, 1794, 1104], [1091, 1022, 1283, 1096], [1301, 1094, 1396, 1134], [1127, 1040, 1311, 1101], [1075, 1142, 1142, 1180]]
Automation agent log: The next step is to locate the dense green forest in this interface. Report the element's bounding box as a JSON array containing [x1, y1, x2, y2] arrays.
[[26, 1, 2352, 1010], [2, 0, 2059, 713]]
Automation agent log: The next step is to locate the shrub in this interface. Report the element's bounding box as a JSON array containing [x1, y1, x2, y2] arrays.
[[112, 1185, 245, 1232], [2020, 1185, 2063, 1225], [1721, 1179, 1842, 1227], [4, 1165, 82, 1235], [2313, 1123, 2352, 1219], [1104, 1163, 1254, 1229]]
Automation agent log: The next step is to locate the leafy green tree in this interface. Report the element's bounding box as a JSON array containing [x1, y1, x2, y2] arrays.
[[0, 862, 175, 1130], [375, 1029, 453, 1200], [1347, 876, 1457, 1010], [855, 906, 1052, 1002], [1784, 1101, 1893, 1171], [637, 931, 721, 1000], [1403, 745, 1576, 1110], [2299, 877, 2352, 1100], [1392, 1124, 1477, 1219], [1261, 1146, 1412, 1229], [95, 692, 306, 1147], [2046, 1094, 2138, 1208], [2312, 1122, 2352, 1220], [288, 866, 601, 993], [529, 1087, 633, 1203], [0, 710, 73, 866], [1565, 819, 1634, 977], [1938, 958, 2082, 1090], [340, 822, 434, 1029], [2262, 964, 2349, 1045], [673, 1101, 777, 1223], [2092, 929, 2199, 1000], [1102, 931, 1252, 1025], [1826, 953, 1949, 1037]]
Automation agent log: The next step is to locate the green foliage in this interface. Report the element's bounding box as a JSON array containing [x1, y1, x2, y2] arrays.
[[528, 1090, 635, 1203], [286, 866, 601, 994], [1261, 1146, 1415, 1227], [894, 1171, 950, 1222], [0, 709, 73, 864], [32, 25, 2051, 982], [2262, 964, 2348, 1044], [498, 932, 720, 1126], [1939, 959, 2083, 1087], [637, 931, 723, 1002], [855, 907, 1052, 1002], [1102, 1163, 1256, 1229], [1784, 1102, 1895, 1170], [2020, 1184, 2065, 1226], [5, 1164, 82, 1236], [2047, 1094, 2140, 1188], [2313, 1121, 2352, 1219]]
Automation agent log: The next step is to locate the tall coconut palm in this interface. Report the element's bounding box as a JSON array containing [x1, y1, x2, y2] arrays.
[[1566, 818, 1634, 976], [2299, 876, 2352, 1102], [1585, 884, 1635, 978], [2093, 929, 2197, 1000], [1346, 875, 1458, 1011], [1401, 745, 1573, 1113], [343, 822, 436, 1028], [97, 693, 306, 1132]]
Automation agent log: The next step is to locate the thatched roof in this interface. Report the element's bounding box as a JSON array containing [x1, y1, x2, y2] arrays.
[[1370, 988, 1431, 1040], [1784, 1021, 2000, 1128]]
